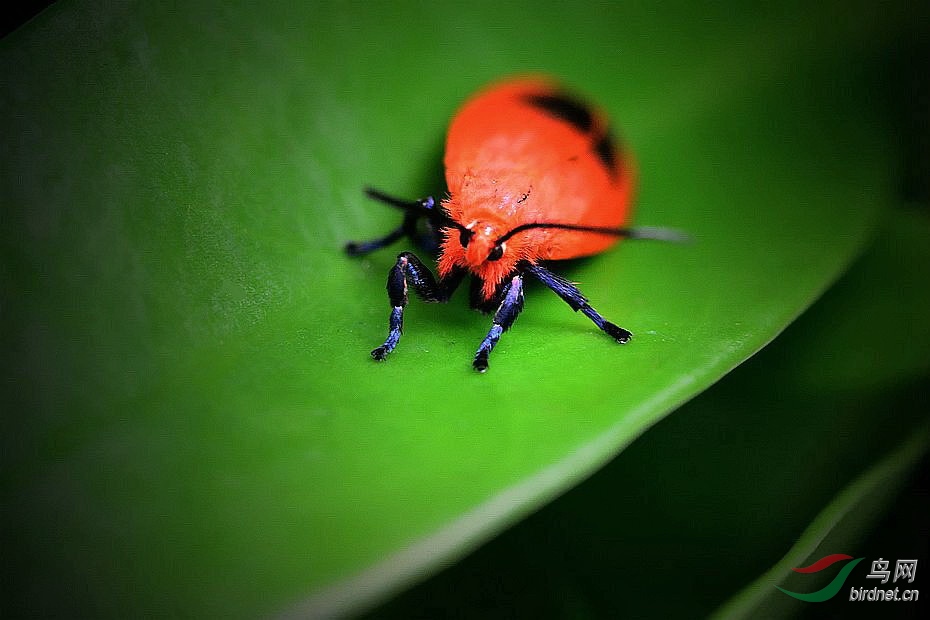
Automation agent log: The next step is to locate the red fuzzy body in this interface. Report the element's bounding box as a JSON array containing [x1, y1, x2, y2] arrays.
[[436, 77, 635, 299]]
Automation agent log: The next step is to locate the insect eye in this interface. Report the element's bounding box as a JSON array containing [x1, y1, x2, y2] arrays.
[[487, 244, 504, 261], [459, 228, 472, 248]]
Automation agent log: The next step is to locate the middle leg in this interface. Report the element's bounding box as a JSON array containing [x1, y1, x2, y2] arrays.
[[523, 262, 632, 343]]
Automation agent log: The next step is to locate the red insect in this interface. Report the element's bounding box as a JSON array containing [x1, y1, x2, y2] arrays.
[[347, 76, 682, 372]]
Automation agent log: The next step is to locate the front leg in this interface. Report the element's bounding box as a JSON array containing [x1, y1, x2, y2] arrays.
[[371, 252, 465, 361], [473, 274, 525, 372]]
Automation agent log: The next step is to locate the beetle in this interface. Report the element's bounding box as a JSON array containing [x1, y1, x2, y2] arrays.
[[346, 76, 683, 372]]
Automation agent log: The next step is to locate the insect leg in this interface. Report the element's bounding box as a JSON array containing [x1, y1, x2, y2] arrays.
[[473, 274, 525, 372], [524, 263, 632, 344], [345, 224, 408, 256], [345, 188, 440, 256], [371, 252, 465, 361]]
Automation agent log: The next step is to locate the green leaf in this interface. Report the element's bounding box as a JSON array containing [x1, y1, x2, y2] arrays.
[[1, 1, 919, 617], [367, 210, 930, 618], [713, 423, 929, 618]]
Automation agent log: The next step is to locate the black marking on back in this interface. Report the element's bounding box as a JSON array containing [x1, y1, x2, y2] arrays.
[[593, 131, 618, 176], [523, 92, 593, 133]]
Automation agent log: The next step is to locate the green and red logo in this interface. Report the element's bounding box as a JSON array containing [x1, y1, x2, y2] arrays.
[[776, 554, 864, 602]]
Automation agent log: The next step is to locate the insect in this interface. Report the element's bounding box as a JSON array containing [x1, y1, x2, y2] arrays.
[[346, 76, 683, 372]]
